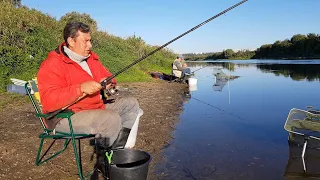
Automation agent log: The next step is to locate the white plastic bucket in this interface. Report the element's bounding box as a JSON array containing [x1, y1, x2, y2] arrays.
[[125, 108, 144, 148], [188, 78, 197, 86], [189, 84, 198, 91]]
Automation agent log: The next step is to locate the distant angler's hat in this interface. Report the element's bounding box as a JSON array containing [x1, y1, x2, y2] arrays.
[[177, 54, 184, 59]]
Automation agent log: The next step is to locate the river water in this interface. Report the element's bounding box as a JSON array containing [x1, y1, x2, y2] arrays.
[[155, 59, 320, 180]]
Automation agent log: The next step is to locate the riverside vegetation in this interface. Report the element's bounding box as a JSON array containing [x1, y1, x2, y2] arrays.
[[0, 0, 176, 92], [184, 34, 320, 61]]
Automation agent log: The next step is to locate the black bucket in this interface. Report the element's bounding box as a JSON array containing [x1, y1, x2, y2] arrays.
[[109, 149, 152, 180]]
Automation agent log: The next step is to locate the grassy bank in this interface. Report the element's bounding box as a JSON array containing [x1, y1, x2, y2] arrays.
[[0, 1, 176, 92]]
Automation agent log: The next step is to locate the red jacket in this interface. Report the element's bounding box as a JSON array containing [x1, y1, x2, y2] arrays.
[[37, 43, 116, 113]]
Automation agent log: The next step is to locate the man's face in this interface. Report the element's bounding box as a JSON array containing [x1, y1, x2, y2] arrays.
[[69, 31, 92, 56]]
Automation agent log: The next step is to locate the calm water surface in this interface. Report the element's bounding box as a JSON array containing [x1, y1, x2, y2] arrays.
[[155, 60, 320, 180]]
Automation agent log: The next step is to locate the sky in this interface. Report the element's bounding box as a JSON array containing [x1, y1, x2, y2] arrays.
[[22, 0, 320, 54]]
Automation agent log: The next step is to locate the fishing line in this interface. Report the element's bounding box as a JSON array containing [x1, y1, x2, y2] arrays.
[[190, 96, 249, 122], [228, 63, 231, 104], [190, 64, 211, 74], [103, 0, 248, 82], [179, 95, 292, 160], [164, 95, 292, 178]]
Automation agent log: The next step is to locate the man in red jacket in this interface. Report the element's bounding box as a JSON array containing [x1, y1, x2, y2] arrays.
[[37, 21, 143, 166]]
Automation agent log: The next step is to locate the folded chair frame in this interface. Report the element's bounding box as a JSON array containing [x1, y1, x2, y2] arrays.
[[25, 82, 95, 180]]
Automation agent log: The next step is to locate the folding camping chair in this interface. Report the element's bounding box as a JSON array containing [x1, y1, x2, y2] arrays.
[[25, 78, 95, 180], [170, 65, 193, 84], [170, 63, 186, 83], [284, 108, 320, 173]]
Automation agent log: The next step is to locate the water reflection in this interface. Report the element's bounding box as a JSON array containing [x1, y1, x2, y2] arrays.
[[183, 86, 192, 104], [156, 60, 320, 180], [212, 68, 240, 92], [188, 60, 320, 82], [285, 136, 320, 180], [257, 64, 320, 82]]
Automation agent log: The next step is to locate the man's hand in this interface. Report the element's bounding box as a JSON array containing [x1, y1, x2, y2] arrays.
[[80, 81, 102, 95], [183, 63, 188, 68], [100, 77, 115, 89], [105, 83, 113, 89]]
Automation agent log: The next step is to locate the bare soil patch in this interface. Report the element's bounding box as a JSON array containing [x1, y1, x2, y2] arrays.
[[0, 80, 188, 180]]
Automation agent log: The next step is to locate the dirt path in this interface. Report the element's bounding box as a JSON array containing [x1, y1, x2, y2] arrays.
[[0, 80, 188, 180]]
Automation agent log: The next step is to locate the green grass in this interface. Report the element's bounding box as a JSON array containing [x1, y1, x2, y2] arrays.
[[0, 2, 176, 92], [0, 92, 29, 110]]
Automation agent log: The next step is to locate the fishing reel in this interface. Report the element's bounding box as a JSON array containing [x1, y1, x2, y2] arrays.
[[100, 78, 119, 98], [101, 85, 119, 104], [105, 86, 119, 97], [103, 85, 119, 98]]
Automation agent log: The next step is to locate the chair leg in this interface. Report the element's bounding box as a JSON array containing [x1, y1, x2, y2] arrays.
[[35, 138, 45, 165], [78, 139, 83, 174], [68, 117, 84, 180], [71, 135, 84, 180], [36, 138, 70, 166]]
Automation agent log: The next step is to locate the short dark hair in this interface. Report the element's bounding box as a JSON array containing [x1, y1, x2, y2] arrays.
[[63, 21, 90, 44]]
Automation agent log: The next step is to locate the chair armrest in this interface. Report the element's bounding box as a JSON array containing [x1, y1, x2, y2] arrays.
[[35, 113, 49, 118], [35, 112, 74, 119]]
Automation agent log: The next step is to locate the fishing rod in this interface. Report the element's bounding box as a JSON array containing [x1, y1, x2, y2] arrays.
[[190, 64, 211, 74], [46, 0, 248, 119]]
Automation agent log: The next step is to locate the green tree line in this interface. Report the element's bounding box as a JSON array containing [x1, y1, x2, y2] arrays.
[[257, 64, 320, 82], [184, 33, 320, 61], [254, 34, 320, 59], [0, 1, 176, 91]]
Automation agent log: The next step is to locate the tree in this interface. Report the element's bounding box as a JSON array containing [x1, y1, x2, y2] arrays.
[[307, 33, 317, 39], [289, 34, 307, 57], [60, 12, 98, 31], [1, 0, 21, 7], [254, 44, 272, 58], [290, 34, 307, 43], [222, 49, 234, 58]]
